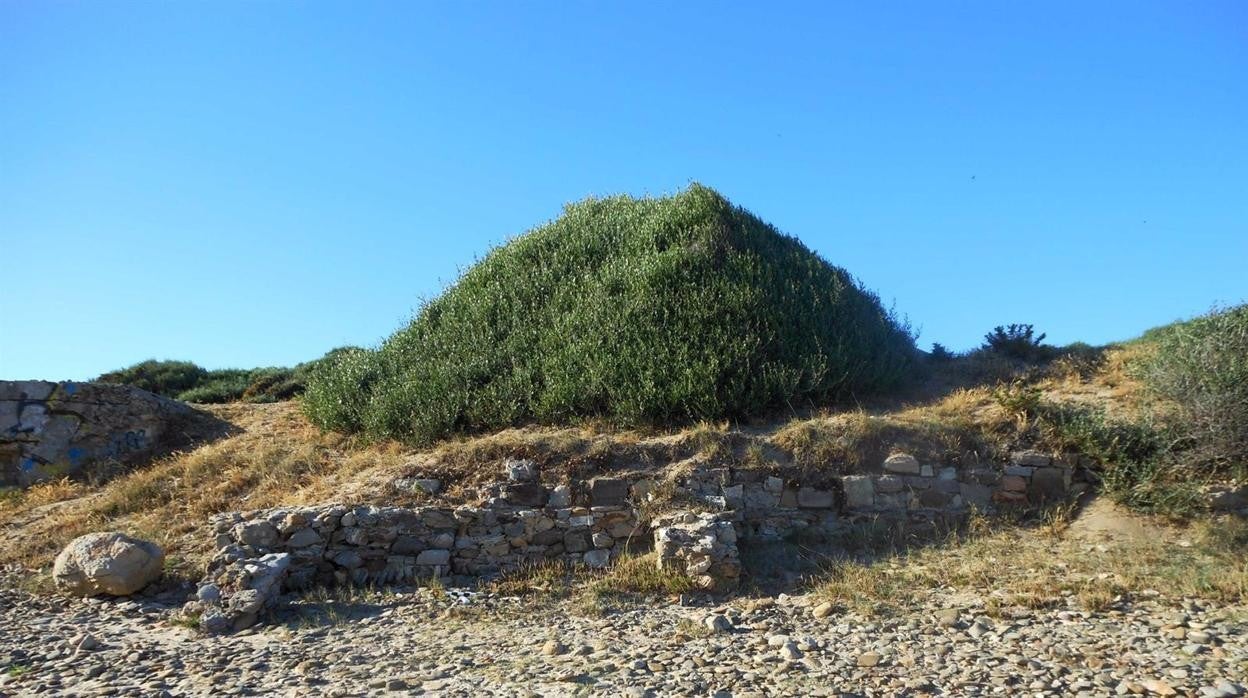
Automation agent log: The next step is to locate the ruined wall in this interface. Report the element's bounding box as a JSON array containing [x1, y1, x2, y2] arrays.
[[678, 449, 1086, 542], [210, 500, 643, 589], [197, 450, 1085, 621], [0, 381, 196, 487]]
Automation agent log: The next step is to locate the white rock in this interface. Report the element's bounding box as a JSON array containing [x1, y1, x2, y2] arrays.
[[52, 532, 164, 596]]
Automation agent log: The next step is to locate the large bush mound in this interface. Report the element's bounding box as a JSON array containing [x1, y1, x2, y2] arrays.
[[1136, 303, 1248, 477], [304, 184, 918, 444]]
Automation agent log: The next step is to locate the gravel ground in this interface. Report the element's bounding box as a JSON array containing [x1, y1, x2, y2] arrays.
[[2, 582, 1245, 697]]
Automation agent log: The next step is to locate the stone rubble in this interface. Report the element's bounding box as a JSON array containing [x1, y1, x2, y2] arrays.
[[1, 577, 1244, 697]]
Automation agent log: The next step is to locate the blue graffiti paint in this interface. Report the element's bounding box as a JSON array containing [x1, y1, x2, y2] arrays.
[[67, 447, 86, 464], [19, 458, 36, 472], [63, 382, 77, 395]]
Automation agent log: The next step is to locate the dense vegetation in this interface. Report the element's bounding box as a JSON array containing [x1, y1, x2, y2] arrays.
[[993, 303, 1248, 516], [1136, 304, 1248, 479], [304, 184, 919, 445], [97, 349, 357, 404]]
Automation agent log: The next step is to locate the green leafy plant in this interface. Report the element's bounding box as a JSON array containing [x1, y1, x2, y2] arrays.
[[97, 348, 362, 405], [303, 184, 919, 445], [983, 324, 1050, 361]]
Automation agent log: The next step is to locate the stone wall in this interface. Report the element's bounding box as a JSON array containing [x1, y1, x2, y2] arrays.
[[195, 450, 1086, 628], [0, 381, 197, 487], [676, 449, 1085, 542], [210, 500, 643, 590]]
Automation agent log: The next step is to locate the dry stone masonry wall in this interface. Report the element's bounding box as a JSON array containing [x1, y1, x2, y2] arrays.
[[195, 452, 1085, 630]]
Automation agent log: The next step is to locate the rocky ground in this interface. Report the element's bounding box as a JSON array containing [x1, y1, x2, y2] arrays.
[[2, 578, 1245, 698]]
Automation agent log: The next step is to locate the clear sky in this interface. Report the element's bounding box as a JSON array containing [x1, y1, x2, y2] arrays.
[[2, 2, 1245, 381]]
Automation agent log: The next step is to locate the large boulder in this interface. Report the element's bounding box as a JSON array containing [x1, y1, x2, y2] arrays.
[[1, 380, 200, 487], [53, 532, 165, 596]]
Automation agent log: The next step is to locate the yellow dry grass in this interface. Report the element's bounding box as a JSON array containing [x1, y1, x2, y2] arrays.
[[814, 509, 1248, 616]]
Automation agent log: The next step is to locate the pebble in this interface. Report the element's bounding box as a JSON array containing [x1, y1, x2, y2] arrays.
[[0, 576, 1243, 696]]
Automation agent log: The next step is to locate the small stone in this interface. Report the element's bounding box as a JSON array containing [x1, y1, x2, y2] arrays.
[[73, 634, 100, 651], [542, 640, 567, 656], [811, 601, 835, 619], [935, 608, 960, 627], [704, 614, 732, 634], [196, 584, 221, 603], [883, 453, 922, 475], [415, 549, 451, 566], [778, 642, 802, 661], [583, 549, 611, 569], [1143, 679, 1178, 696], [857, 651, 882, 667], [504, 458, 538, 482]]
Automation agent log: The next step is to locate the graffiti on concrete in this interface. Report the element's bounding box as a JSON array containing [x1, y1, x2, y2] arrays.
[[1, 380, 194, 487]]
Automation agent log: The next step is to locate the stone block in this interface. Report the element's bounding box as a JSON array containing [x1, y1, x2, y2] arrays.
[[876, 492, 908, 510], [883, 453, 922, 475], [1012, 450, 1051, 467], [391, 535, 423, 555], [583, 549, 611, 569], [797, 487, 835, 508], [590, 478, 630, 507], [415, 549, 451, 566], [841, 475, 874, 509], [778, 488, 798, 508], [1028, 467, 1069, 503], [564, 529, 592, 553], [502, 483, 548, 508], [959, 482, 993, 508], [875, 475, 905, 494], [917, 489, 952, 509], [504, 458, 538, 482], [1000, 475, 1028, 492], [285, 528, 322, 548]]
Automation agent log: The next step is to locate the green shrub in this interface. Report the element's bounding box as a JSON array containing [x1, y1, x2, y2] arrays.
[[176, 369, 252, 403], [97, 348, 362, 405], [982, 324, 1051, 361], [928, 343, 955, 362], [96, 360, 208, 398], [301, 347, 381, 432], [1136, 304, 1248, 478], [304, 184, 919, 444]]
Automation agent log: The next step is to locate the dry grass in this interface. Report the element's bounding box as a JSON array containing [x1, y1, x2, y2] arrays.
[[0, 343, 1199, 589], [488, 552, 692, 617], [814, 510, 1248, 616], [0, 403, 409, 577]]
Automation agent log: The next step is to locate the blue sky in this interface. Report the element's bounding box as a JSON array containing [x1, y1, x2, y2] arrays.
[[2, 1, 1245, 380]]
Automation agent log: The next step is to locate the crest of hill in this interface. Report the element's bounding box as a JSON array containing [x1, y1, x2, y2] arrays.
[[303, 183, 918, 445]]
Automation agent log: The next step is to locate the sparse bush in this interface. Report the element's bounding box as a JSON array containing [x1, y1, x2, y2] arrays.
[[1136, 304, 1248, 478], [983, 324, 1051, 361], [304, 184, 919, 445]]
